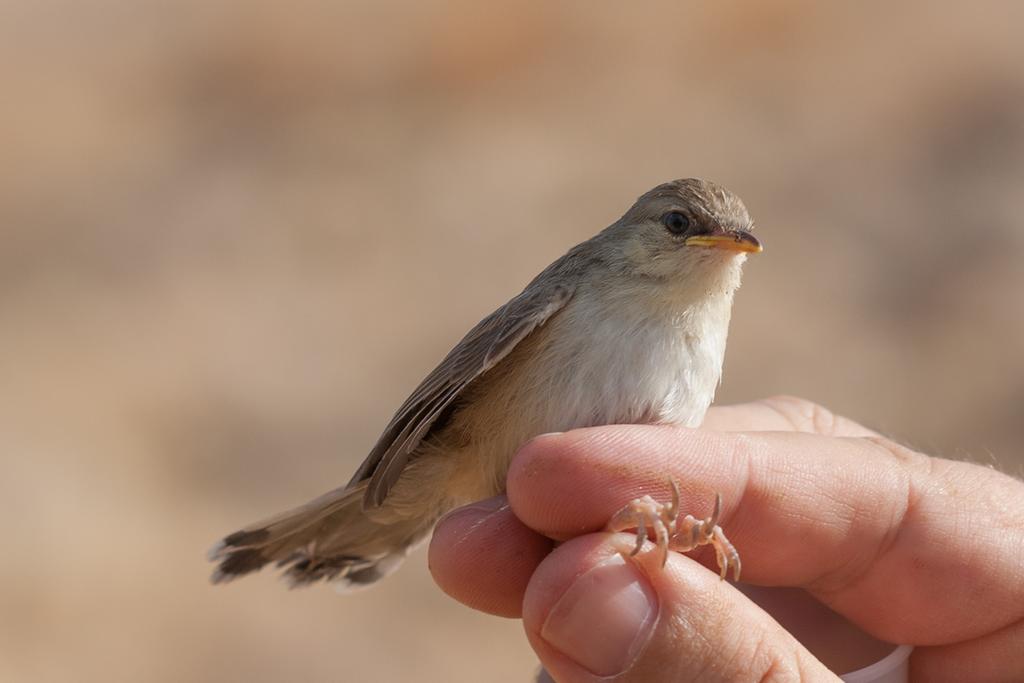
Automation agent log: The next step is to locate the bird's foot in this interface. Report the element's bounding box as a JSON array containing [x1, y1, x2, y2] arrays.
[[605, 480, 741, 581]]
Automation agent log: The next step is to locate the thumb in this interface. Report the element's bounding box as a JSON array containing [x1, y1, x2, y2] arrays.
[[523, 534, 839, 683]]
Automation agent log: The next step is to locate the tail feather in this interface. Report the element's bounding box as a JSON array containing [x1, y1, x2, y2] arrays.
[[209, 483, 428, 589]]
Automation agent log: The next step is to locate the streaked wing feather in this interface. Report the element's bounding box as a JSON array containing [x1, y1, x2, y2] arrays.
[[369, 382, 465, 498], [482, 289, 572, 369], [353, 281, 575, 508]]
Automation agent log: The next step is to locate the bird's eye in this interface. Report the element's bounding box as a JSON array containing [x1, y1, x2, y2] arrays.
[[661, 211, 690, 235]]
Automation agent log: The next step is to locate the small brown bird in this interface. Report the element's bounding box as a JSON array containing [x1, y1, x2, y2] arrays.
[[210, 178, 760, 589]]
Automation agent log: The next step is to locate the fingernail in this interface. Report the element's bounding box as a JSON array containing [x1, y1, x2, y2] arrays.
[[436, 495, 508, 526], [540, 554, 657, 676], [462, 495, 509, 513]]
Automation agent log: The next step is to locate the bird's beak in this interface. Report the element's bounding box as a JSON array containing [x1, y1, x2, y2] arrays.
[[685, 229, 763, 253]]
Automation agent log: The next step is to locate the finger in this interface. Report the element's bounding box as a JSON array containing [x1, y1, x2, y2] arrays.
[[428, 495, 552, 618], [911, 617, 1024, 682], [508, 424, 1024, 645], [701, 395, 879, 436], [522, 533, 838, 682]]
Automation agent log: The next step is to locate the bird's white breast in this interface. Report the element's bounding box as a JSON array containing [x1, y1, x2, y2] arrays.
[[540, 282, 733, 430], [487, 258, 744, 443]]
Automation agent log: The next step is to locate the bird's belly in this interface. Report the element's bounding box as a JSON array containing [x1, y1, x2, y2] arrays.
[[535, 311, 724, 430], [537, 338, 718, 430]]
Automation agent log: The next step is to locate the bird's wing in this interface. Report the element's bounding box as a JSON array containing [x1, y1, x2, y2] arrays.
[[349, 278, 576, 508]]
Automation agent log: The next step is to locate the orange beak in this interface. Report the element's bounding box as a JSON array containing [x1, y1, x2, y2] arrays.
[[685, 230, 763, 253]]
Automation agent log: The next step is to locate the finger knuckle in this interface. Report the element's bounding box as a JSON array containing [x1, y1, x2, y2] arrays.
[[860, 435, 932, 472], [750, 639, 805, 683], [760, 395, 839, 435]]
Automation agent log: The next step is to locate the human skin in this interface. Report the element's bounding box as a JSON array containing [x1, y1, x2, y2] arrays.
[[428, 396, 1024, 682]]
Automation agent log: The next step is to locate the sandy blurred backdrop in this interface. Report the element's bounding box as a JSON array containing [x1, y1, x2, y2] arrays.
[[1, 1, 1023, 681]]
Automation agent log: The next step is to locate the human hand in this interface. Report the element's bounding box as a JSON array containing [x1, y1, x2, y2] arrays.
[[428, 396, 1024, 682]]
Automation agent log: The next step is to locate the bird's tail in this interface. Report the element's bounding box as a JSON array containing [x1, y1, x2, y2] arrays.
[[208, 482, 430, 590]]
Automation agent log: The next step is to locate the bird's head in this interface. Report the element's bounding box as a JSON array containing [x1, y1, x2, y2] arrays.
[[604, 178, 762, 287]]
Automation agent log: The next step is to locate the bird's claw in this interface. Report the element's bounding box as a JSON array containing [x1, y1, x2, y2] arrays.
[[605, 481, 741, 581]]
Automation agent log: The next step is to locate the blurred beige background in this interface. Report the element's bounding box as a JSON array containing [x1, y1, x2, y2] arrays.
[[2, 1, 1023, 681]]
